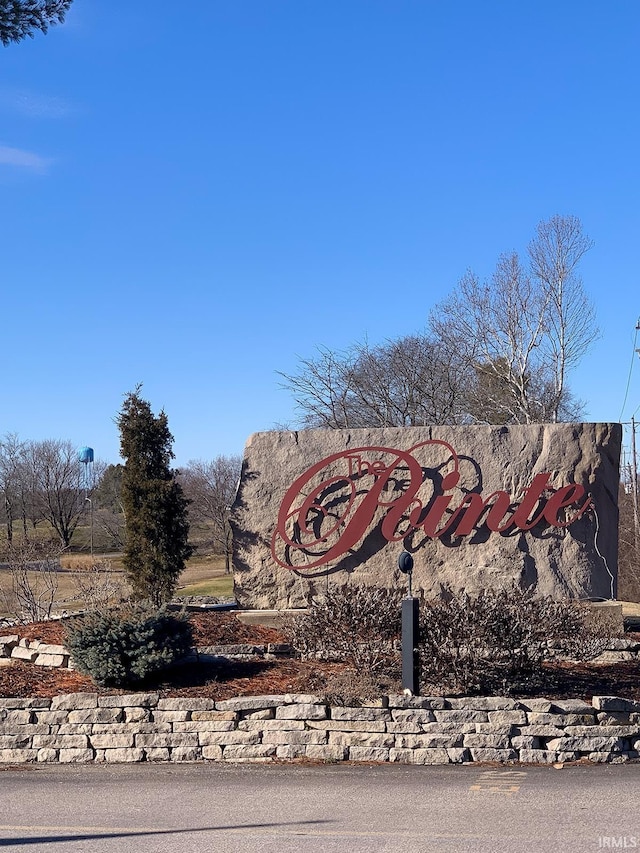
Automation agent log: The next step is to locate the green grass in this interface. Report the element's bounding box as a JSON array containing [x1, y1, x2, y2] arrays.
[[174, 576, 234, 599]]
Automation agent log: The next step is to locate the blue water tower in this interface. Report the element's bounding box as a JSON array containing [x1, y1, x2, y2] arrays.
[[78, 447, 94, 464]]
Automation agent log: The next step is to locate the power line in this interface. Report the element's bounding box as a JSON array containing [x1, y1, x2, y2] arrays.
[[619, 319, 640, 421]]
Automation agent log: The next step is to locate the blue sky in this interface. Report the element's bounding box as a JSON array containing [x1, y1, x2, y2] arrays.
[[1, 1, 639, 467]]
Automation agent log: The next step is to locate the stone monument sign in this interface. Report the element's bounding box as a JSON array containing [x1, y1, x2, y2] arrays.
[[231, 423, 621, 609]]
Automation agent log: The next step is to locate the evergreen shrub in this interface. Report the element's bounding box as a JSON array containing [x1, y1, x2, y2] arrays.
[[67, 605, 193, 687]]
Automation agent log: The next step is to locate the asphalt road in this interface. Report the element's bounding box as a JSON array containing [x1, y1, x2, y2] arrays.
[[0, 762, 639, 853]]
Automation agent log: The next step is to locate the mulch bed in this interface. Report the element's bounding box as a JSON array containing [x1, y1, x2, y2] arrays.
[[2, 613, 640, 703]]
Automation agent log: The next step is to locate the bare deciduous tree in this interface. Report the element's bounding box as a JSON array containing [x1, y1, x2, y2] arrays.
[[281, 217, 596, 430], [181, 456, 242, 573], [528, 214, 596, 422], [29, 439, 88, 548], [432, 214, 595, 424], [280, 334, 471, 429]]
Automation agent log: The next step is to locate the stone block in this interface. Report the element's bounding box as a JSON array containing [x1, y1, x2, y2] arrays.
[[99, 694, 159, 708], [215, 696, 285, 712], [586, 751, 628, 763], [546, 736, 625, 752], [469, 748, 517, 762], [447, 748, 471, 763], [191, 711, 237, 721], [305, 744, 348, 761], [564, 725, 640, 737], [10, 646, 38, 662], [389, 748, 450, 764], [157, 698, 216, 711], [202, 746, 223, 760], [135, 733, 199, 748], [276, 704, 327, 720], [474, 723, 517, 735], [89, 733, 135, 749], [420, 722, 477, 734], [276, 744, 307, 759], [145, 748, 171, 761], [241, 709, 275, 720], [464, 734, 511, 749], [36, 748, 58, 763], [34, 654, 67, 667], [518, 699, 553, 712], [152, 711, 190, 723], [597, 713, 633, 725], [283, 694, 329, 705], [198, 731, 260, 746], [34, 711, 71, 725], [32, 735, 89, 749], [170, 747, 203, 761], [511, 736, 539, 750], [434, 711, 489, 723], [124, 708, 151, 723], [394, 733, 463, 749], [68, 709, 123, 725], [59, 748, 95, 763], [515, 725, 565, 738], [526, 712, 595, 726], [0, 748, 37, 762], [2, 710, 32, 725], [328, 731, 393, 748], [33, 643, 67, 656], [390, 709, 435, 724], [51, 693, 98, 711], [487, 711, 527, 725], [307, 720, 387, 732], [223, 744, 277, 760], [0, 722, 49, 736], [447, 698, 520, 711], [263, 730, 327, 745], [348, 746, 390, 762], [0, 734, 32, 749], [518, 749, 568, 764], [388, 695, 447, 710], [385, 722, 422, 734], [328, 707, 389, 722], [90, 722, 171, 734], [103, 748, 145, 763], [0, 698, 50, 709], [593, 696, 640, 713], [175, 721, 236, 733], [239, 720, 305, 732]]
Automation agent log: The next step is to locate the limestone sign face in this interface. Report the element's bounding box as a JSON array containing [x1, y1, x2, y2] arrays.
[[232, 424, 621, 609]]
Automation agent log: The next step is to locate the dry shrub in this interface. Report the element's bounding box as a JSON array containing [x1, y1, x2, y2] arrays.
[[419, 585, 614, 695], [70, 558, 128, 611], [312, 668, 402, 706], [286, 583, 403, 674], [0, 539, 61, 623]]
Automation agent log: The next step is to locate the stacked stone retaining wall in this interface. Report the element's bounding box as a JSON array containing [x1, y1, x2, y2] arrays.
[[1, 692, 639, 765]]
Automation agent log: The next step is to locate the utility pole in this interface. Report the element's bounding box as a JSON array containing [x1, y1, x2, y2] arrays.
[[632, 417, 640, 556]]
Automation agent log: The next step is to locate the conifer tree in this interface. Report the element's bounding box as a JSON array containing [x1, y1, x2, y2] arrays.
[[117, 388, 192, 607], [1, 1, 74, 46]]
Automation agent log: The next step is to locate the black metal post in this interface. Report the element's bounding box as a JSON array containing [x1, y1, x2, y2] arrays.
[[401, 597, 420, 695], [398, 550, 420, 695]]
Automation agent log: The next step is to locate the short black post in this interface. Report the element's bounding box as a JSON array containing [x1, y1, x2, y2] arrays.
[[401, 597, 420, 694], [398, 551, 420, 695]]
